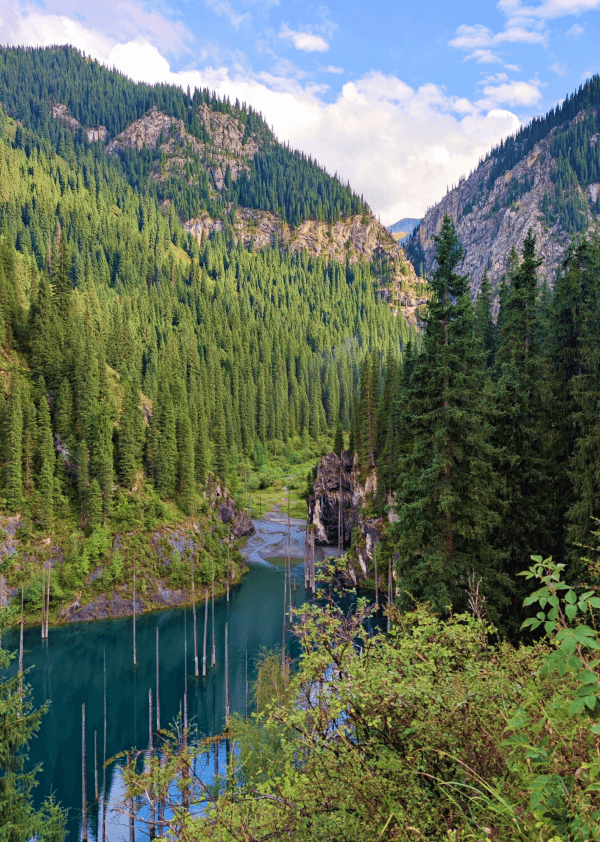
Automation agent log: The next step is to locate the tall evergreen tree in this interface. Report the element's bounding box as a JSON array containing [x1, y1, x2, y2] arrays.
[[393, 215, 501, 614], [492, 230, 551, 625], [36, 386, 55, 531], [5, 379, 23, 512]]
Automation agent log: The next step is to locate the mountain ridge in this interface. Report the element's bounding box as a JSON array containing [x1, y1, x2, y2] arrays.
[[405, 75, 600, 295]]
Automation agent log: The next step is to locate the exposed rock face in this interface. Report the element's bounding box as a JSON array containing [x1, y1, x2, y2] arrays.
[[105, 105, 261, 192], [205, 475, 255, 539], [50, 103, 107, 142], [308, 451, 360, 546], [405, 109, 600, 300], [307, 452, 385, 587], [184, 211, 427, 327]]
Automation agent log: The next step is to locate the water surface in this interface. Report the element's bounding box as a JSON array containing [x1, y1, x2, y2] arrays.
[[3, 517, 337, 840]]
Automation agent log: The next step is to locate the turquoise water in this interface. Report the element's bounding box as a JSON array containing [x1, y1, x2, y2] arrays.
[[3, 517, 332, 841]]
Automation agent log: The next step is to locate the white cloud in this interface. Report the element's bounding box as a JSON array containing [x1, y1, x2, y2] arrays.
[[479, 78, 544, 107], [319, 65, 344, 74], [550, 61, 567, 74], [0, 10, 523, 223], [498, 0, 600, 21], [566, 22, 585, 34], [278, 24, 329, 52], [480, 72, 510, 83], [0, 0, 192, 56], [205, 0, 250, 30]]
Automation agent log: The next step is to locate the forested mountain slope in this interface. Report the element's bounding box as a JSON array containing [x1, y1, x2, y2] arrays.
[[405, 74, 600, 296], [0, 45, 418, 623]]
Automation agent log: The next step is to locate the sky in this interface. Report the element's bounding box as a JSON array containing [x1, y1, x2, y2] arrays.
[[1, 0, 599, 225]]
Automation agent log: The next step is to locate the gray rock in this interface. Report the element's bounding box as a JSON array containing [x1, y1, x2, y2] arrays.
[[407, 108, 600, 302]]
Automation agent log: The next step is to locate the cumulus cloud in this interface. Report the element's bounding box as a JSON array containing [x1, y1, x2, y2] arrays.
[[0, 0, 192, 56], [479, 79, 544, 107], [278, 24, 329, 52], [450, 20, 546, 62], [319, 65, 344, 74], [0, 8, 523, 223], [498, 0, 600, 21], [453, 0, 599, 66]]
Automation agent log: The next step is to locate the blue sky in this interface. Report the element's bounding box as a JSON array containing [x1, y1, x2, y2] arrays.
[[1, 0, 600, 223]]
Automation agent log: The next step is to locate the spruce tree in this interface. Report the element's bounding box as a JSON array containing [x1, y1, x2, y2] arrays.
[[566, 238, 600, 560], [118, 376, 144, 489], [474, 269, 496, 368], [5, 379, 23, 512], [492, 230, 551, 626], [333, 421, 344, 456], [0, 641, 67, 841], [36, 385, 55, 531], [393, 215, 501, 614]]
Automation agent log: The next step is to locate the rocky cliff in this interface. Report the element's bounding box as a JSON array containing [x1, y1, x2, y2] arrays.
[[405, 109, 600, 298], [105, 105, 262, 193], [51, 103, 107, 143], [185, 209, 428, 326], [307, 451, 385, 587]]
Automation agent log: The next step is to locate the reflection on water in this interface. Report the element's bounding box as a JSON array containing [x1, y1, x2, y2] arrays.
[[2, 517, 339, 841]]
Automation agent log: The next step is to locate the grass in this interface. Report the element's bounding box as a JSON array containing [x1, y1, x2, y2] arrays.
[[227, 432, 337, 522]]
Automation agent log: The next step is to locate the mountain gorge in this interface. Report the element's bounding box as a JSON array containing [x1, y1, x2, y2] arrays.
[[405, 74, 600, 296], [0, 45, 422, 629]]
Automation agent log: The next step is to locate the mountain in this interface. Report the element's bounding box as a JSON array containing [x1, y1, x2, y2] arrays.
[[388, 218, 421, 242], [0, 45, 423, 625], [405, 75, 600, 295]]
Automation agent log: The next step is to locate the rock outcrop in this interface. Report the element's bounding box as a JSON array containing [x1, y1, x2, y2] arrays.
[[405, 108, 600, 300], [50, 103, 107, 142], [307, 451, 383, 586], [205, 475, 255, 540], [184, 210, 428, 327], [105, 105, 261, 192]]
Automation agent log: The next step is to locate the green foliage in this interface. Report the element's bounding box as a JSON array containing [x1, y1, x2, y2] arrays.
[[125, 570, 600, 841], [393, 216, 501, 615], [503, 556, 600, 839], [0, 639, 67, 840]]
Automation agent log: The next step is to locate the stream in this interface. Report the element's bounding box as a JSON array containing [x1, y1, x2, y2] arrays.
[[2, 516, 338, 841]]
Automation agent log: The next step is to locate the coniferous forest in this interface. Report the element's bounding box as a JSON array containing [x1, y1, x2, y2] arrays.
[[2, 45, 600, 842]]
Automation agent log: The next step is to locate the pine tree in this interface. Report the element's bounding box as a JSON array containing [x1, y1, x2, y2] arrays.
[[492, 230, 551, 626], [565, 238, 600, 560], [5, 379, 23, 512], [177, 411, 195, 514], [333, 421, 344, 456], [36, 388, 55, 532], [0, 641, 67, 841], [474, 269, 496, 368], [118, 376, 144, 489], [90, 406, 114, 523], [393, 215, 501, 614]]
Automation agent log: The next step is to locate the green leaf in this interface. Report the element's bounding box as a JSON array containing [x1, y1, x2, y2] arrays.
[[585, 695, 597, 711], [578, 671, 599, 684], [561, 637, 577, 656], [565, 590, 577, 604], [588, 597, 600, 609], [565, 604, 578, 622], [544, 621, 555, 635], [569, 696, 586, 715]]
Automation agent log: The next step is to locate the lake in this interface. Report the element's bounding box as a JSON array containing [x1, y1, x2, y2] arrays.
[[3, 516, 337, 841]]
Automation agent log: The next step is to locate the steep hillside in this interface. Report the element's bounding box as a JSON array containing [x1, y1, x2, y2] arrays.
[[405, 75, 600, 295], [0, 47, 420, 625], [184, 209, 427, 326]]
